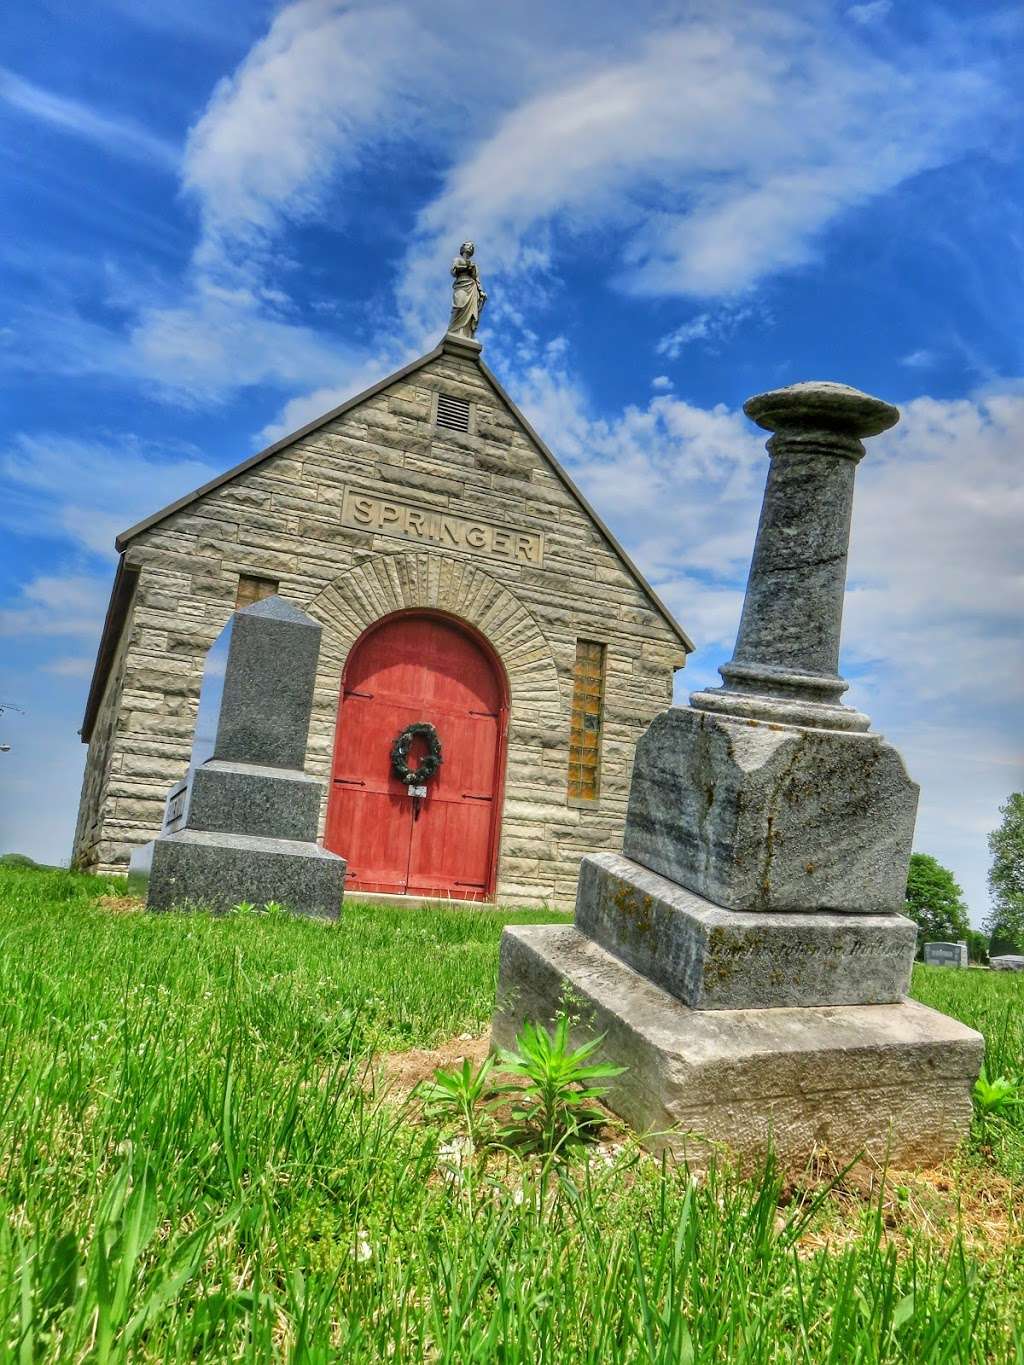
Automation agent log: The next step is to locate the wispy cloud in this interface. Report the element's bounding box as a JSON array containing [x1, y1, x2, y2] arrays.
[[0, 433, 218, 556], [408, 7, 1000, 312], [0, 575, 110, 641], [5, 1, 1009, 413], [44, 657, 97, 679], [900, 348, 939, 369], [182, 1, 436, 264], [0, 67, 178, 170], [657, 306, 761, 360], [847, 0, 893, 24]]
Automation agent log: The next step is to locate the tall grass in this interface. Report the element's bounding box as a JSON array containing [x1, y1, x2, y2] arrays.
[[911, 963, 1024, 1181], [0, 867, 1021, 1361]]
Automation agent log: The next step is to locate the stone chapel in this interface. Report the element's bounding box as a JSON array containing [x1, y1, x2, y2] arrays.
[[72, 273, 693, 907]]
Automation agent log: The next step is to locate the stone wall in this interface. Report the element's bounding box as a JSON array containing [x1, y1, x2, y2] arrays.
[[71, 579, 137, 871], [72, 342, 687, 905]]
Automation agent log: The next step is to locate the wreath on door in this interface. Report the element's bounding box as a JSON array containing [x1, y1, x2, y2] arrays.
[[391, 722, 443, 785]]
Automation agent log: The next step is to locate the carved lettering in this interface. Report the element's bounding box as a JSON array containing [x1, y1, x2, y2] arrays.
[[514, 534, 538, 564], [340, 488, 544, 566]]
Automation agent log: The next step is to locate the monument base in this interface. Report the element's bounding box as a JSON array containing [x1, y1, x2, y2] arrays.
[[130, 828, 345, 919], [492, 924, 983, 1169], [576, 852, 916, 1010]]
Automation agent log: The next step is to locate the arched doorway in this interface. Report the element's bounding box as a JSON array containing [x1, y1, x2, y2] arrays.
[[324, 610, 509, 900]]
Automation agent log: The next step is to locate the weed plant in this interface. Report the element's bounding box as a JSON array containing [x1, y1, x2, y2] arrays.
[[0, 868, 1021, 1360]]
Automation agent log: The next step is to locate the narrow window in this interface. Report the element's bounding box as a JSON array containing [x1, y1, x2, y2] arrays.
[[567, 639, 606, 804], [435, 392, 471, 433], [235, 574, 279, 609]]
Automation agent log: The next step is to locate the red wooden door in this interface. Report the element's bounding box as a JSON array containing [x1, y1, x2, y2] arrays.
[[324, 613, 506, 900]]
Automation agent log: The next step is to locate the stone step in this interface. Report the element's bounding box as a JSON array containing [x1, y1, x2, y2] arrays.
[[492, 922, 983, 1168], [575, 851, 916, 1009]]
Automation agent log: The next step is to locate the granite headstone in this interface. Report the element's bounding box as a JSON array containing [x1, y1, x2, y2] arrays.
[[923, 941, 968, 969], [130, 596, 345, 916]]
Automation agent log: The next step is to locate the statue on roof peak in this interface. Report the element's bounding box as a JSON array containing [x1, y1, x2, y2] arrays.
[[448, 241, 486, 340]]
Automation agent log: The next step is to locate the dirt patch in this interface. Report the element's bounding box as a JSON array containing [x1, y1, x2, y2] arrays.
[[783, 1153, 1022, 1259], [96, 894, 145, 914], [375, 1032, 492, 1096]]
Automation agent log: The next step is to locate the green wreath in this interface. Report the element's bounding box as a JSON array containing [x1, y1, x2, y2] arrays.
[[391, 722, 443, 786]]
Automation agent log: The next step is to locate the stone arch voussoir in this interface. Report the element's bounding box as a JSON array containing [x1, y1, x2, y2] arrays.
[[304, 552, 563, 772]]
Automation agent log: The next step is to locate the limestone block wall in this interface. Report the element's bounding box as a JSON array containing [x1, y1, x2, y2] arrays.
[[72, 344, 687, 906], [71, 582, 137, 871]]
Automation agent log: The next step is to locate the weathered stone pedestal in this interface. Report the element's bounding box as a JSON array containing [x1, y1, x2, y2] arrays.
[[492, 381, 982, 1168], [130, 596, 346, 917], [493, 921, 979, 1167]]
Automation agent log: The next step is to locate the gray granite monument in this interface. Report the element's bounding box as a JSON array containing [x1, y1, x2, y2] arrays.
[[923, 941, 969, 969], [492, 380, 983, 1168], [130, 596, 346, 916]]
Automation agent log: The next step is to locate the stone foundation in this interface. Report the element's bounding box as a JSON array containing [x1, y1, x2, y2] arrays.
[[494, 923, 983, 1169]]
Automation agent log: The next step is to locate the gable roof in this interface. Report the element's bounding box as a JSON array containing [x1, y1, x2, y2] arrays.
[[116, 334, 694, 652], [84, 335, 693, 740]]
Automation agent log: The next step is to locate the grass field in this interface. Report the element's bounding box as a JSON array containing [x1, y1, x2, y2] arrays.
[[0, 866, 1021, 1362]]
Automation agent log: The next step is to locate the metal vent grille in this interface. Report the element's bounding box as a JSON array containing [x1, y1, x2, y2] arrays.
[[436, 393, 471, 433]]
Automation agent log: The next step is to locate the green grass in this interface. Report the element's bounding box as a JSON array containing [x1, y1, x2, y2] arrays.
[[0, 866, 1022, 1362], [911, 962, 1024, 1181]]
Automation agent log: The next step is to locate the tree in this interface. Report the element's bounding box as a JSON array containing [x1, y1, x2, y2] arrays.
[[904, 853, 970, 951], [0, 853, 38, 869], [964, 929, 989, 965], [984, 793, 1024, 955]]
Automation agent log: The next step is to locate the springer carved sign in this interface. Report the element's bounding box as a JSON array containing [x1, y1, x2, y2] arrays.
[[341, 488, 544, 566]]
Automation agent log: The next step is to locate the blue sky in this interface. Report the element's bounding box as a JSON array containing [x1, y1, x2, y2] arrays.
[[1, 0, 1021, 921]]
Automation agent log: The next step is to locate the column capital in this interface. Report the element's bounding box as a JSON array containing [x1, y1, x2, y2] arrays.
[[744, 381, 899, 442]]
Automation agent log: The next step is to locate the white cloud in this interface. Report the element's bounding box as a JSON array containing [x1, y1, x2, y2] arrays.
[[9, 281, 357, 407], [651, 375, 672, 391], [657, 306, 760, 359], [657, 315, 712, 357], [182, 1, 435, 257], [410, 8, 999, 307], [844, 390, 1024, 705], [847, 0, 893, 24], [0, 67, 178, 170], [0, 433, 218, 556], [257, 350, 409, 443], [900, 348, 938, 369], [0, 576, 110, 641], [125, 282, 356, 403], [44, 657, 97, 679], [7, 1, 1007, 411]]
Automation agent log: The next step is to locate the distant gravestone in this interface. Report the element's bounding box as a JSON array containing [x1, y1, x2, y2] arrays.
[[129, 596, 346, 916], [923, 941, 968, 969]]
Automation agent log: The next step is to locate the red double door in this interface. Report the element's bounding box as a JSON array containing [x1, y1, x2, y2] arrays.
[[324, 612, 507, 900]]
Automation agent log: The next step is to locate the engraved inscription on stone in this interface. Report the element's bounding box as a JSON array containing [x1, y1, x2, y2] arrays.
[[341, 489, 543, 566], [161, 780, 189, 833]]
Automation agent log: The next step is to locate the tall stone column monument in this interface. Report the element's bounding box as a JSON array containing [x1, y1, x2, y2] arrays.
[[493, 382, 983, 1166], [130, 596, 346, 917]]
